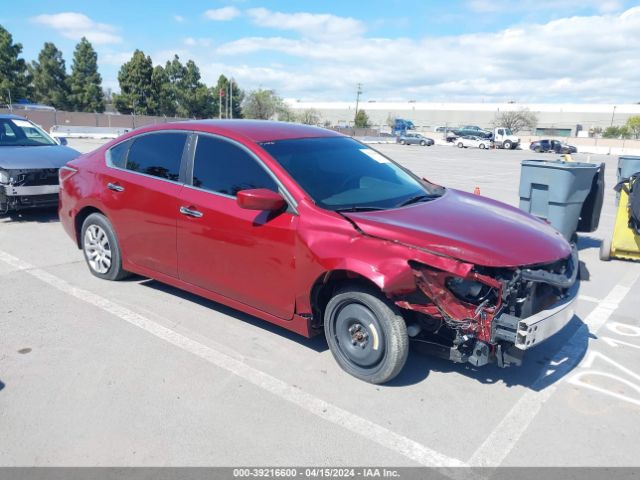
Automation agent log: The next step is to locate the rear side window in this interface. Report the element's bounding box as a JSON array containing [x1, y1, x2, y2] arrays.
[[192, 135, 278, 196], [107, 139, 131, 168], [126, 133, 187, 181]]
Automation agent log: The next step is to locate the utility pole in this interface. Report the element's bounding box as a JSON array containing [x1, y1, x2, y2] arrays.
[[610, 105, 617, 127], [354, 83, 363, 121], [219, 88, 223, 119], [7, 90, 12, 113], [229, 79, 233, 119]]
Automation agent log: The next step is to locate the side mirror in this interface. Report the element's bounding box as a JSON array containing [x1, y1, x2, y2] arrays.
[[237, 188, 286, 211], [57, 137, 68, 146]]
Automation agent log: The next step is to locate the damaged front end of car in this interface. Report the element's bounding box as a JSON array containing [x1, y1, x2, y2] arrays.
[[0, 168, 60, 213], [393, 246, 580, 368]]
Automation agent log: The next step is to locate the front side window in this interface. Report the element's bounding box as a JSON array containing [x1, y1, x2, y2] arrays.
[[192, 135, 278, 196], [261, 136, 443, 211], [126, 133, 187, 181]]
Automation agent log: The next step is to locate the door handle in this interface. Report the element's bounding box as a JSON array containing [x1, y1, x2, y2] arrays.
[[179, 206, 203, 218], [107, 182, 125, 192]]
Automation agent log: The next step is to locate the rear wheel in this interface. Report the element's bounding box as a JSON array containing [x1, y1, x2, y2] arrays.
[[324, 285, 408, 384], [400, 140, 406, 145], [81, 213, 130, 281], [479, 143, 486, 149]]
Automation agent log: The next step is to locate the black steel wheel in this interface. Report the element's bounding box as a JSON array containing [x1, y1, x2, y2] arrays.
[[324, 285, 408, 384]]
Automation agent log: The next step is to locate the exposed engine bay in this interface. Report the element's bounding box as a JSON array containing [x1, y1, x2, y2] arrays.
[[0, 168, 60, 213], [394, 246, 580, 368]]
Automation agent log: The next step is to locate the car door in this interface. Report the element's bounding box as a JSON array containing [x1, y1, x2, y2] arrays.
[[99, 131, 188, 277], [177, 134, 298, 320]]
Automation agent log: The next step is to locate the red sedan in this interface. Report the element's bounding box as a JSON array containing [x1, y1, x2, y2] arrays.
[[59, 120, 579, 383]]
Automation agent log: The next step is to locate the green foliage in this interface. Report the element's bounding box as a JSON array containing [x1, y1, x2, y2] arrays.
[[0, 24, 31, 105], [177, 60, 213, 118], [68, 38, 104, 112], [242, 89, 286, 120], [603, 125, 631, 139], [113, 50, 157, 115], [354, 109, 370, 128], [31, 42, 70, 109], [212, 74, 243, 119], [626, 115, 640, 139]]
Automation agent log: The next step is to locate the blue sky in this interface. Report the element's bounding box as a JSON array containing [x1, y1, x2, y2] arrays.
[[2, 0, 640, 102]]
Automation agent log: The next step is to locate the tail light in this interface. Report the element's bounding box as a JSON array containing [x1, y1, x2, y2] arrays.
[[59, 165, 78, 184]]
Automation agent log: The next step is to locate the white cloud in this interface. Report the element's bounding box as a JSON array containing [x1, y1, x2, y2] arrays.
[[101, 51, 134, 66], [184, 37, 213, 47], [467, 0, 623, 13], [204, 6, 241, 21], [211, 7, 640, 103], [174, 15, 185, 23], [31, 12, 122, 44], [246, 8, 365, 39]]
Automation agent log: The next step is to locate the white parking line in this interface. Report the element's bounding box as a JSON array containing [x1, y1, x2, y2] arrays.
[[0, 249, 467, 470], [468, 270, 640, 467]]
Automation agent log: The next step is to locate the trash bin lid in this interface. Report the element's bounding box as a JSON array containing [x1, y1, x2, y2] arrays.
[[521, 159, 599, 170]]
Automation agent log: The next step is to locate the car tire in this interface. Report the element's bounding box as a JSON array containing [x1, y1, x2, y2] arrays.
[[457, 142, 464, 148], [400, 140, 406, 145], [503, 140, 513, 150], [81, 213, 130, 281], [479, 143, 485, 149], [534, 147, 541, 153], [324, 285, 409, 384], [420, 140, 426, 146]]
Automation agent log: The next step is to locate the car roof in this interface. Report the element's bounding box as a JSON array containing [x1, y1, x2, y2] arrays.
[[0, 113, 28, 121], [134, 119, 344, 143]]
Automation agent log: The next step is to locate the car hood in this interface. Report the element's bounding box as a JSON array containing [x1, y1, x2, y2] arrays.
[[343, 189, 571, 267], [0, 145, 80, 170]]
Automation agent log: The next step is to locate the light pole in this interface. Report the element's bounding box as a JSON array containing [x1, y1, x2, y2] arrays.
[[610, 105, 617, 127], [354, 83, 363, 122]]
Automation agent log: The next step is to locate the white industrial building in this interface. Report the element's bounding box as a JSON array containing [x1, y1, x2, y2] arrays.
[[285, 101, 640, 137]]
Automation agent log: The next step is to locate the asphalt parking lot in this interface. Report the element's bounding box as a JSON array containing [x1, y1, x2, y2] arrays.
[[1, 139, 639, 468]]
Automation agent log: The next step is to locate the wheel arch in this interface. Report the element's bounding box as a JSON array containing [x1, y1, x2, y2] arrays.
[[309, 269, 386, 327], [74, 206, 107, 248]]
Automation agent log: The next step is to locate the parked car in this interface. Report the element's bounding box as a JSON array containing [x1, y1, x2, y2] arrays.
[[452, 126, 492, 139], [59, 120, 578, 384], [529, 139, 577, 154], [456, 135, 493, 149], [397, 132, 434, 146], [1, 114, 78, 213]]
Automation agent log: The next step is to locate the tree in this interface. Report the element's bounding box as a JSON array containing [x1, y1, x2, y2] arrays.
[[178, 60, 213, 118], [68, 37, 104, 112], [31, 42, 70, 110], [298, 108, 321, 125], [151, 65, 175, 116], [354, 109, 370, 128], [212, 74, 243, 119], [0, 24, 31, 105], [242, 89, 286, 120], [113, 50, 156, 115], [493, 108, 538, 133], [626, 115, 640, 139], [603, 126, 631, 139]]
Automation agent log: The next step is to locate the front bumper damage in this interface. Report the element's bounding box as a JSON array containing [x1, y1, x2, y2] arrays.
[[0, 168, 60, 212], [395, 247, 580, 368]]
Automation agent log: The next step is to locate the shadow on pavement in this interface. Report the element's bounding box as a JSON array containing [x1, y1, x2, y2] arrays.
[[577, 235, 602, 251], [0, 207, 59, 223], [139, 278, 589, 389]]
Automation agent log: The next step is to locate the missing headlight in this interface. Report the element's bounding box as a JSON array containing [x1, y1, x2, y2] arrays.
[[446, 277, 494, 305]]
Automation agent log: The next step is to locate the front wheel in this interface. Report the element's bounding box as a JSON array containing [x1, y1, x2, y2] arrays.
[[420, 140, 426, 146], [457, 142, 464, 148], [81, 213, 130, 281], [324, 285, 409, 384], [503, 140, 513, 149]]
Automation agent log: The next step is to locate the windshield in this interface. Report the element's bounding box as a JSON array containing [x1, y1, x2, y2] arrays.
[[0, 118, 57, 147], [503, 128, 513, 135], [261, 136, 443, 211]]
